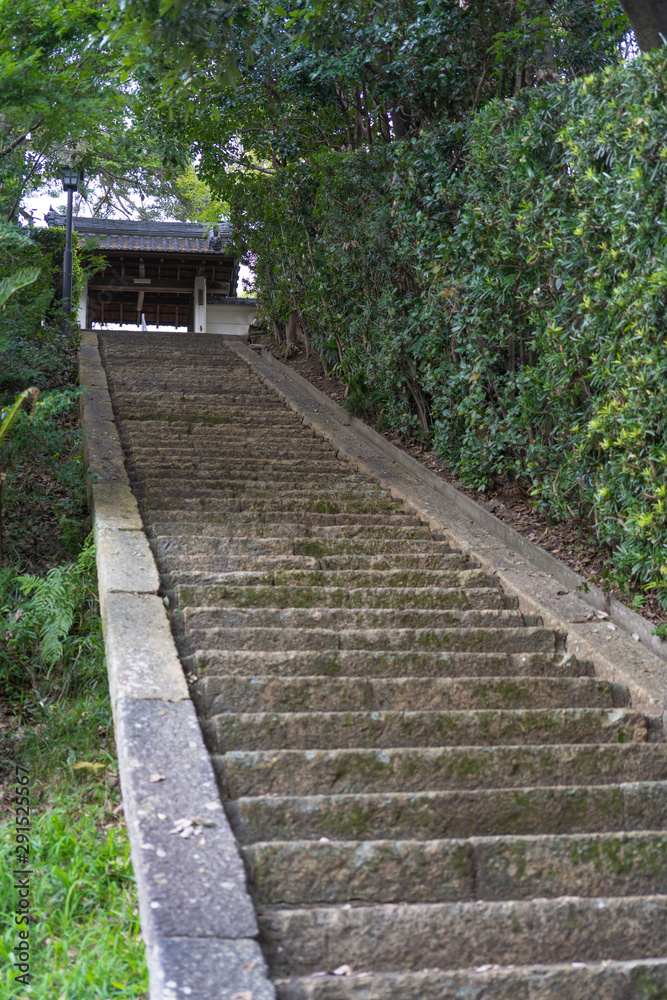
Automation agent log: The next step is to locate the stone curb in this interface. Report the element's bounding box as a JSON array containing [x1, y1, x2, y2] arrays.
[[78, 333, 275, 1000], [227, 341, 667, 718]]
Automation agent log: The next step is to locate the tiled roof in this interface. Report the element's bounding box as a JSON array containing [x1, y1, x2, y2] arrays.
[[44, 210, 232, 254]]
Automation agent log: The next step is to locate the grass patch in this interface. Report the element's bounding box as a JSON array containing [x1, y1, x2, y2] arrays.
[[0, 778, 147, 999]]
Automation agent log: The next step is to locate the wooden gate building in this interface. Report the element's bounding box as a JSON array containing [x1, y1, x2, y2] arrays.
[[45, 211, 256, 336]]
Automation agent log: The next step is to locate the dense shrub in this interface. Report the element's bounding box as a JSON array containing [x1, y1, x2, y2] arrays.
[[0, 222, 95, 395], [231, 49, 667, 608]]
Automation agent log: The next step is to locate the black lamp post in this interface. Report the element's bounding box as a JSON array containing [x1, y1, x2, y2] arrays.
[[61, 164, 82, 334]]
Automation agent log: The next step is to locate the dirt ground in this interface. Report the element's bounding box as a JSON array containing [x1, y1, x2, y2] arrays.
[[262, 340, 666, 629]]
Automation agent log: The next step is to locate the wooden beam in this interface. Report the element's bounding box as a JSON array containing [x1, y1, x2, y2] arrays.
[[88, 279, 197, 293]]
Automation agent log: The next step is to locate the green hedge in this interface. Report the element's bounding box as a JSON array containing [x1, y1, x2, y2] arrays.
[[231, 49, 667, 609]]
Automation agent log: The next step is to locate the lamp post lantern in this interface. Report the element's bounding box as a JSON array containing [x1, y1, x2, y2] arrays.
[[61, 165, 82, 334]]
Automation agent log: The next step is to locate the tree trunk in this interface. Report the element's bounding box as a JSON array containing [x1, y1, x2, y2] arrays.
[[273, 319, 285, 345], [391, 107, 413, 140], [354, 88, 364, 148], [619, 0, 667, 50], [286, 310, 310, 356], [378, 110, 391, 143]]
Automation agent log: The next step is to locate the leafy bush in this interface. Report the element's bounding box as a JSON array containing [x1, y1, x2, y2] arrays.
[[231, 48, 667, 608]]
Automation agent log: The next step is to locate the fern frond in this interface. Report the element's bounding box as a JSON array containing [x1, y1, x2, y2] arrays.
[[12, 533, 99, 670]]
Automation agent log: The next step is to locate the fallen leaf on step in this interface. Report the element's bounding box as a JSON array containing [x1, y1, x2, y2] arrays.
[[606, 622, 617, 631], [170, 816, 216, 838], [170, 818, 195, 837], [149, 773, 166, 783], [333, 965, 352, 976], [632, 633, 640, 641]]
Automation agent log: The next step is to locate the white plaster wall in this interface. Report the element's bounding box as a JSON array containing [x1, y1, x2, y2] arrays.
[[193, 276, 207, 333], [207, 302, 257, 337], [77, 283, 88, 328]]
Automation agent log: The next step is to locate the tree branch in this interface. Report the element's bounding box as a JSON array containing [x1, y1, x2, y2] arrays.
[[0, 124, 41, 158], [222, 153, 275, 174]]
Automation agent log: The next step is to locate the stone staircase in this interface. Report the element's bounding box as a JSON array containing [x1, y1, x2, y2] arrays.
[[99, 332, 667, 999]]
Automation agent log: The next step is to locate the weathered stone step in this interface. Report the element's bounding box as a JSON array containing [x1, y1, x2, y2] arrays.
[[118, 406, 293, 423], [142, 490, 402, 514], [167, 568, 491, 592], [155, 522, 433, 542], [143, 494, 404, 514], [157, 536, 298, 558], [202, 707, 646, 752], [135, 474, 369, 491], [176, 584, 506, 612], [226, 782, 665, 842], [160, 552, 476, 577], [273, 960, 667, 1000], [156, 534, 457, 559], [188, 649, 579, 679], [216, 741, 658, 798], [243, 830, 667, 907], [161, 556, 321, 577], [292, 538, 455, 556], [116, 394, 294, 410], [266, 569, 494, 589], [259, 896, 667, 977], [181, 605, 524, 632], [147, 510, 423, 527], [114, 376, 269, 389], [126, 425, 328, 444], [121, 412, 300, 428], [113, 390, 287, 408], [132, 457, 347, 475], [110, 383, 278, 400], [183, 624, 555, 654], [127, 439, 333, 458], [197, 675, 626, 718]]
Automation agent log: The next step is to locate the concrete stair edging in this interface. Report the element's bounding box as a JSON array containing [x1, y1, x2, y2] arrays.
[[78, 332, 276, 1000], [228, 341, 667, 717]]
